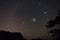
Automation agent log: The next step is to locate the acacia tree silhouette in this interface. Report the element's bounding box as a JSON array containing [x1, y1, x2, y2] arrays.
[[45, 10, 60, 40]]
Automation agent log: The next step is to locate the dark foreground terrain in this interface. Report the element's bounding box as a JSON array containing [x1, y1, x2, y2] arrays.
[[0, 30, 26, 40]]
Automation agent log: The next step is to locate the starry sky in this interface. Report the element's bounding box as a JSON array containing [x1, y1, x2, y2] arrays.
[[0, 0, 60, 39]]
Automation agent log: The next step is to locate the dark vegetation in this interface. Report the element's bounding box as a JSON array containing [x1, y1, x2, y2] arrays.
[[45, 10, 60, 40]]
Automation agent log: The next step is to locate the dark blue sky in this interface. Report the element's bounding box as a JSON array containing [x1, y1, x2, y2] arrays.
[[0, 0, 60, 39]]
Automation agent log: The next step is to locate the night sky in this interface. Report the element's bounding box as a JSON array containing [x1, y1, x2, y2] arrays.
[[0, 0, 60, 39]]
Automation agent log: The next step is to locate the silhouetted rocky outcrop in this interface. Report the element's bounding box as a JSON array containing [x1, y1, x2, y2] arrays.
[[0, 30, 26, 40]]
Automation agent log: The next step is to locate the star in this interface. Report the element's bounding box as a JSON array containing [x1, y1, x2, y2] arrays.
[[44, 11, 47, 14], [33, 18, 36, 22]]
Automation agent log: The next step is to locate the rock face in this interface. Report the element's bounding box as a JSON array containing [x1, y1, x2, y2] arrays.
[[0, 30, 26, 40]]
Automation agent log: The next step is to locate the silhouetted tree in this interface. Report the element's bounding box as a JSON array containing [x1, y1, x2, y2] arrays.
[[45, 10, 60, 40], [0, 30, 26, 40]]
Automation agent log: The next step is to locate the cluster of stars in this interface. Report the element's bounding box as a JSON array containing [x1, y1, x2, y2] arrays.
[[21, 11, 48, 24], [21, 17, 36, 24]]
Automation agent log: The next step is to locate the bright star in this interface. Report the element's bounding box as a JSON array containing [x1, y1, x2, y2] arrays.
[[33, 18, 36, 22]]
